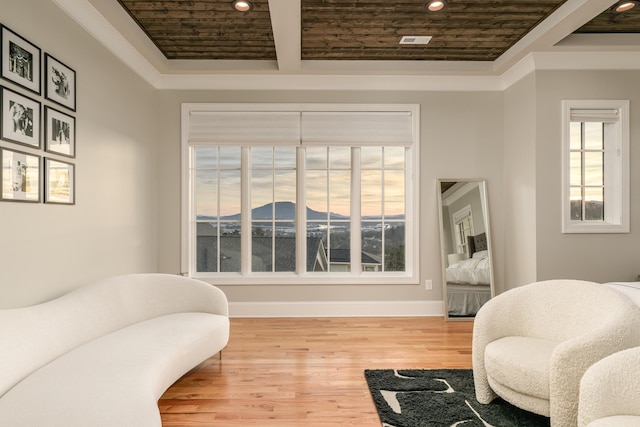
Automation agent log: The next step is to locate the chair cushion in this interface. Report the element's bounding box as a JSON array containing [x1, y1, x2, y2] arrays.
[[484, 336, 558, 400], [588, 416, 640, 427]]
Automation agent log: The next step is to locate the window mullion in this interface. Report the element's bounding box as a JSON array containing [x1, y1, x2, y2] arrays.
[[325, 151, 331, 270], [604, 124, 615, 224], [215, 154, 221, 273], [241, 146, 252, 275], [380, 149, 386, 271], [581, 151, 586, 222], [580, 123, 586, 222], [271, 153, 276, 272], [351, 147, 362, 274], [296, 146, 307, 274], [189, 147, 198, 275]]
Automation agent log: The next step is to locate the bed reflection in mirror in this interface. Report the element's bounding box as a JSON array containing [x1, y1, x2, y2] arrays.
[[437, 179, 495, 321]]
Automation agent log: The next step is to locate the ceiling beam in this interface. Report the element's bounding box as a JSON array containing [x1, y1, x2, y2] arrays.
[[493, 0, 617, 73], [269, 0, 301, 73], [556, 33, 640, 50]]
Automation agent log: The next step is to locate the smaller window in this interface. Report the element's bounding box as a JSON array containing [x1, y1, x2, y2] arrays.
[[561, 100, 629, 233], [452, 205, 474, 256]]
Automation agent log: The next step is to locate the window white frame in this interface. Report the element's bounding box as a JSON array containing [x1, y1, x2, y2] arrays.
[[452, 205, 474, 256], [561, 100, 629, 233], [181, 103, 420, 285]]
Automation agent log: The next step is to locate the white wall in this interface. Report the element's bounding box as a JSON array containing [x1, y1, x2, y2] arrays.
[[535, 70, 640, 283], [0, 0, 158, 307], [502, 69, 640, 289], [502, 72, 538, 290], [6, 1, 637, 312], [156, 90, 505, 307]]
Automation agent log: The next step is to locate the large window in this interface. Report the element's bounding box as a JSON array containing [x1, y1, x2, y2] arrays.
[[561, 100, 629, 233], [182, 104, 419, 285]]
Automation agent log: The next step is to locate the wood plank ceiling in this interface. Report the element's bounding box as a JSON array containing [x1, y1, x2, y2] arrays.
[[576, 2, 640, 32], [117, 0, 276, 60], [301, 0, 567, 61], [116, 0, 640, 62]]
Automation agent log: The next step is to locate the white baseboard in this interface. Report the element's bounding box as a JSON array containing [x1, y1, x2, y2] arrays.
[[229, 300, 444, 318]]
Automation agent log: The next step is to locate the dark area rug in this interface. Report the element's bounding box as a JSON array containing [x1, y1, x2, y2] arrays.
[[365, 369, 551, 427]]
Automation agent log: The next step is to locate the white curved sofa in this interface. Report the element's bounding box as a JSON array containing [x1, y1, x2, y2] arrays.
[[578, 346, 640, 427], [0, 273, 229, 427], [473, 279, 640, 427]]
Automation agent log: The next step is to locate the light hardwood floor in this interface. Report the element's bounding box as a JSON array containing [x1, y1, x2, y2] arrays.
[[159, 317, 474, 426]]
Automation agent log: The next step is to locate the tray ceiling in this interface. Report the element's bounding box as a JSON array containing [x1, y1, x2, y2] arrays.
[[115, 0, 640, 63]]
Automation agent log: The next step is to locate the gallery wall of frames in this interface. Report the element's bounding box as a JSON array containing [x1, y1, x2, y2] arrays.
[[0, 24, 76, 205]]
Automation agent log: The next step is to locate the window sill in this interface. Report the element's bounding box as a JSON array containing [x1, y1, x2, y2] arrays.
[[562, 221, 629, 234], [190, 272, 419, 286]]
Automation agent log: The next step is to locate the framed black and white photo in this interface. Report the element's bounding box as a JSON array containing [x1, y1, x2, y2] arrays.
[[1, 147, 40, 202], [1, 86, 41, 148], [45, 54, 75, 111], [45, 157, 74, 204], [45, 106, 75, 158], [0, 25, 41, 94]]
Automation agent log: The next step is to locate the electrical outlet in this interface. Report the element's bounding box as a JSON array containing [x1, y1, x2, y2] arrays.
[[425, 279, 433, 290]]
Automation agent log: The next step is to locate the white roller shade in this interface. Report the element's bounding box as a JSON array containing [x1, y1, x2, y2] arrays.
[[301, 111, 414, 146], [570, 109, 619, 123], [187, 111, 301, 145]]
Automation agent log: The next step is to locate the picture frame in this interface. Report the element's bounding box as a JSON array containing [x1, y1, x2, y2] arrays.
[[45, 106, 75, 158], [1, 146, 40, 202], [44, 157, 74, 204], [0, 25, 41, 94], [45, 54, 75, 111], [0, 86, 41, 148]]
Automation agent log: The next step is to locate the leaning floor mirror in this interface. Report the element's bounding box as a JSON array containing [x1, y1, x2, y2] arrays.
[[437, 179, 495, 321]]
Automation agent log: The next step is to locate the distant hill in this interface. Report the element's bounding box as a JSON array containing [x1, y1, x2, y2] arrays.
[[211, 201, 350, 221], [196, 201, 405, 221]]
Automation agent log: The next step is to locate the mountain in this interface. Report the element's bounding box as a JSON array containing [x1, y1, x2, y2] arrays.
[[197, 201, 405, 221], [213, 201, 350, 221]]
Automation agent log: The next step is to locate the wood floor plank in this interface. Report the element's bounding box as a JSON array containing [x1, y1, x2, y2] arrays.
[[159, 317, 473, 426]]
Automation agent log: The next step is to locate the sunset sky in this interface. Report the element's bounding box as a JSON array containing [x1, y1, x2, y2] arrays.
[[569, 121, 604, 202], [194, 146, 406, 218]]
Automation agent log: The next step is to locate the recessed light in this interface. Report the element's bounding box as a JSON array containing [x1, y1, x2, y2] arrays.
[[426, 0, 447, 12], [613, 0, 638, 12], [232, 0, 253, 12]]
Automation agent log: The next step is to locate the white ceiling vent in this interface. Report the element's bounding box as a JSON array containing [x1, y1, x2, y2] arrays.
[[399, 36, 432, 45]]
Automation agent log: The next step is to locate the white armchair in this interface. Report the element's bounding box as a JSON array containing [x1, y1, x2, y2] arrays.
[[578, 346, 640, 427], [472, 279, 640, 427]]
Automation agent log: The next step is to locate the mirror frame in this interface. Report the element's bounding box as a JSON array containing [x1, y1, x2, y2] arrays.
[[436, 179, 495, 321]]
